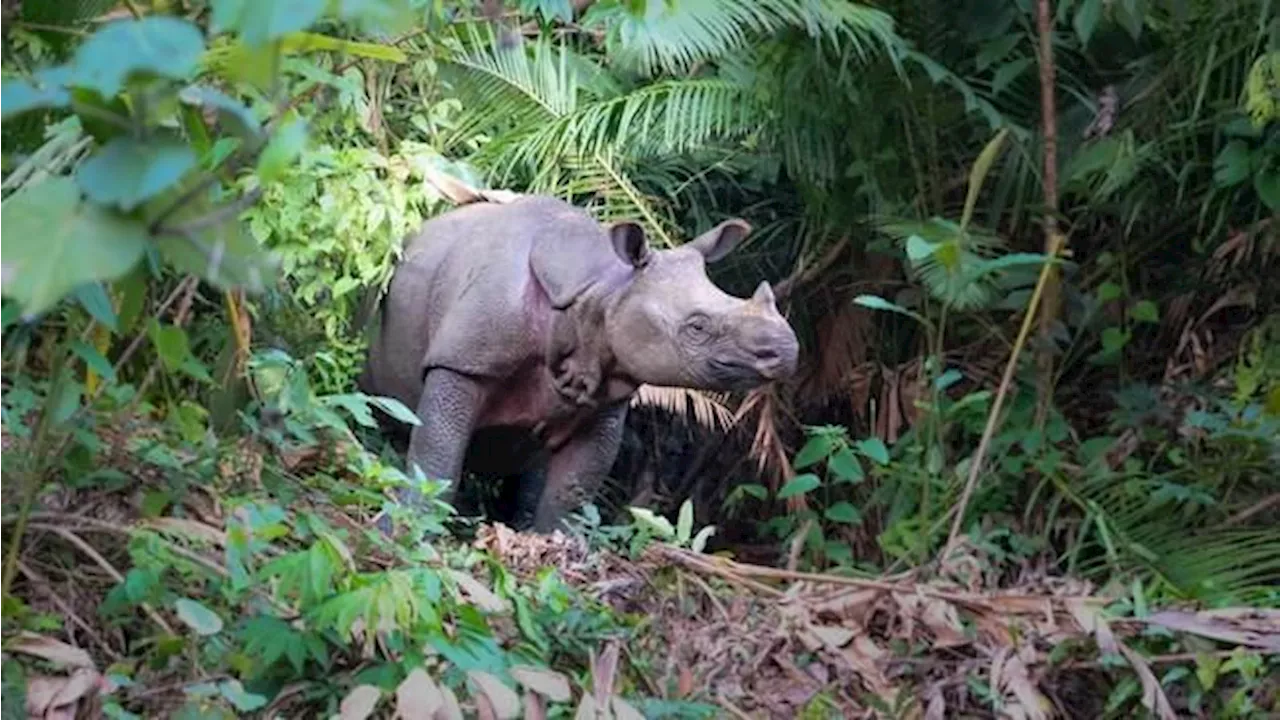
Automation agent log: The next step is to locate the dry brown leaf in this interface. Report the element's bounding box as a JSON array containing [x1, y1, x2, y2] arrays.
[[468, 670, 521, 720], [1118, 643, 1177, 720], [840, 636, 894, 701], [632, 385, 735, 429], [476, 692, 498, 720], [510, 665, 571, 702], [146, 517, 228, 546], [9, 633, 95, 669], [995, 652, 1048, 720], [1146, 609, 1280, 652], [572, 693, 599, 720], [396, 667, 444, 719], [437, 685, 464, 720], [339, 684, 382, 720], [676, 665, 694, 699], [921, 598, 968, 648], [26, 668, 101, 719], [523, 691, 547, 720], [924, 684, 946, 720], [809, 624, 856, 649], [610, 696, 646, 720], [447, 569, 508, 613], [590, 642, 620, 706], [1066, 598, 1118, 654]]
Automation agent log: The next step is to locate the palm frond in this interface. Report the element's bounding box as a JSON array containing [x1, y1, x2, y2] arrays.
[[631, 384, 736, 430], [584, 0, 902, 77]]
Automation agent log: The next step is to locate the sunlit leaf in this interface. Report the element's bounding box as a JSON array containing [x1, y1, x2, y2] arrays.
[[213, 0, 327, 46], [72, 16, 205, 97], [174, 598, 224, 636], [777, 473, 821, 499], [676, 499, 694, 545], [1, 177, 149, 318], [76, 137, 197, 211], [855, 437, 890, 465], [258, 115, 309, 183], [824, 502, 862, 525]]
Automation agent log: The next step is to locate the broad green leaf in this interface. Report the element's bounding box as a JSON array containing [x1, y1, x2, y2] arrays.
[[975, 34, 1020, 71], [1213, 141, 1251, 187], [855, 437, 890, 465], [70, 340, 115, 382], [52, 374, 83, 424], [827, 447, 864, 483], [1255, 166, 1279, 211], [792, 435, 831, 469], [739, 484, 767, 500], [72, 17, 205, 97], [1073, 0, 1103, 45], [777, 473, 821, 499], [214, 0, 327, 47], [824, 502, 862, 525], [0, 69, 71, 120], [368, 396, 422, 426], [1131, 300, 1159, 324], [76, 137, 196, 211], [1, 177, 149, 318], [219, 680, 267, 712], [174, 598, 224, 635], [676, 499, 694, 545], [257, 115, 309, 183], [1098, 281, 1123, 302], [155, 212, 276, 294], [934, 368, 963, 390]]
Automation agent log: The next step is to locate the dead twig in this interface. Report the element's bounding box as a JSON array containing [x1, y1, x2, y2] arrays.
[[17, 560, 121, 661], [40, 526, 175, 635]]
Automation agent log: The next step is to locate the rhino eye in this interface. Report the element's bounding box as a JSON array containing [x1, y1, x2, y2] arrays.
[[682, 314, 713, 344]]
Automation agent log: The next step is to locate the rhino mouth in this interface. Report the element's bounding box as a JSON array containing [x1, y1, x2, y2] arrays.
[[706, 358, 776, 390]]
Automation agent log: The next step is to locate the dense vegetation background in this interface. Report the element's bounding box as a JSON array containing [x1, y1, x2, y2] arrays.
[[1, 0, 1277, 717]]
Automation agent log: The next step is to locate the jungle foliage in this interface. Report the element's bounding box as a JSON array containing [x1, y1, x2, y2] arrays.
[[1, 0, 1278, 717]]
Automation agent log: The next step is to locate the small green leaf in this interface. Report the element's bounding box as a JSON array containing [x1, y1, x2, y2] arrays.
[[174, 598, 224, 636], [368, 396, 422, 426], [1255, 166, 1279, 211], [934, 368, 963, 390], [147, 320, 193, 373], [853, 294, 928, 327], [855, 437, 890, 465], [675, 499, 694, 545], [905, 235, 936, 261], [690, 526, 716, 553], [991, 57, 1032, 96], [1, 177, 149, 318], [1213, 141, 1251, 187], [73, 282, 118, 331], [824, 502, 862, 525], [1101, 326, 1130, 354], [1097, 281, 1123, 302], [257, 115, 309, 183], [219, 679, 267, 712], [739, 484, 767, 500], [70, 340, 115, 382], [627, 507, 674, 539], [72, 17, 205, 97], [178, 85, 261, 140], [1073, 0, 1103, 45], [1131, 300, 1159, 324], [826, 447, 864, 484], [792, 435, 831, 469], [777, 473, 821, 499], [76, 137, 196, 211]]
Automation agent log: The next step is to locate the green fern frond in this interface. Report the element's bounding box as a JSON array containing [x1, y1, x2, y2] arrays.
[[584, 0, 902, 77]]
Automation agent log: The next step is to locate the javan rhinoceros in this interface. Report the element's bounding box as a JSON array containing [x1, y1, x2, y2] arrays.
[[358, 194, 800, 533]]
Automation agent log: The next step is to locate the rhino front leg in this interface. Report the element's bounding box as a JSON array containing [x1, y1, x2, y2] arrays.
[[530, 402, 628, 533], [397, 367, 487, 519]]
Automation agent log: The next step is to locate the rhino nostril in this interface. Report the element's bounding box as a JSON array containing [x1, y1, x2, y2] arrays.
[[755, 347, 780, 361]]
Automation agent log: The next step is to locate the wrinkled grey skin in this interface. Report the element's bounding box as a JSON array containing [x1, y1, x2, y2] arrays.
[[359, 195, 800, 533]]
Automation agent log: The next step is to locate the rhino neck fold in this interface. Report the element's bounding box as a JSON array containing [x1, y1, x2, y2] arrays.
[[545, 283, 637, 410]]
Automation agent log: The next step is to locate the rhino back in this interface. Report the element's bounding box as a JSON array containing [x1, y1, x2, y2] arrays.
[[362, 196, 614, 411]]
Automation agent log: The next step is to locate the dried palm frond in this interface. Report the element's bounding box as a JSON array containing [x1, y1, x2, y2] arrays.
[[631, 384, 735, 430]]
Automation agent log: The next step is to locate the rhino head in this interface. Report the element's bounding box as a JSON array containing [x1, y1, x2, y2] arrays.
[[600, 219, 800, 392]]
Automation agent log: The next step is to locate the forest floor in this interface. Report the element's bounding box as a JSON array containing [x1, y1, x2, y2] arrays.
[[3, 416, 1279, 719]]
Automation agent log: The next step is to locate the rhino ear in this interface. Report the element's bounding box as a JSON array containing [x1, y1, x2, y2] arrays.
[[688, 219, 751, 263], [609, 221, 651, 269]]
